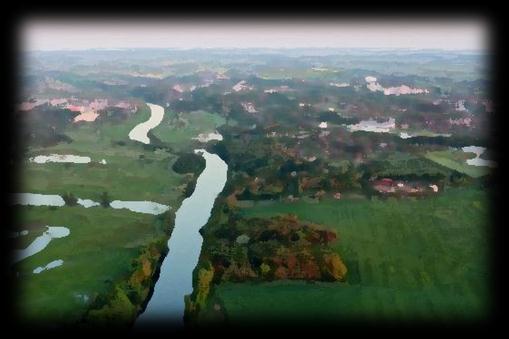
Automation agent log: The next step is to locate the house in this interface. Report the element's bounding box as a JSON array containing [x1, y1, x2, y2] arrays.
[[66, 105, 84, 112]]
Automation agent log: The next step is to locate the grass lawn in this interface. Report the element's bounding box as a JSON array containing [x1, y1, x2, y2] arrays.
[[12, 205, 169, 323], [19, 104, 189, 203], [425, 149, 490, 178], [208, 186, 490, 322], [151, 109, 226, 151], [257, 66, 340, 80], [12, 102, 204, 324]]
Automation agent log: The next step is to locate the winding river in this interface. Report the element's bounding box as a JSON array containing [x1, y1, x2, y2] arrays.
[[129, 103, 165, 144], [136, 149, 227, 328]]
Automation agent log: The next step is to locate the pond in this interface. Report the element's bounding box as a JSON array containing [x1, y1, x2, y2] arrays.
[[12, 193, 65, 207], [33, 259, 64, 274], [29, 154, 92, 164], [12, 226, 70, 264], [462, 146, 497, 168], [11, 193, 169, 215], [109, 200, 170, 215], [77, 198, 100, 208], [347, 118, 396, 133]]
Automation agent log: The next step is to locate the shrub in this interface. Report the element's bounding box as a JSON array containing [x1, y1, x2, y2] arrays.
[[100, 191, 111, 208], [62, 192, 78, 206], [172, 153, 206, 175]]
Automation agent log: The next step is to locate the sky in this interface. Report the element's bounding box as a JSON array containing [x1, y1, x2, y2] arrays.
[[21, 19, 489, 52]]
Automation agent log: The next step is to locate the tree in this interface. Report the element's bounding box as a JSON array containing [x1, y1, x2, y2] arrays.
[[100, 191, 111, 208], [260, 263, 271, 278], [62, 192, 78, 206], [172, 153, 206, 175]]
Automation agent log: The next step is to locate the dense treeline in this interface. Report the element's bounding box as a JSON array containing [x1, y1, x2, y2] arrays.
[[172, 153, 206, 175]]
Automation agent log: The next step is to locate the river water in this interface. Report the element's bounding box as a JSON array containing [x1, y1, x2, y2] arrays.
[[129, 103, 165, 144], [136, 149, 227, 328]]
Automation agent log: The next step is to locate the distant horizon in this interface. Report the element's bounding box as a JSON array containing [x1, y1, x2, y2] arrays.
[[21, 20, 489, 52], [26, 47, 486, 53]]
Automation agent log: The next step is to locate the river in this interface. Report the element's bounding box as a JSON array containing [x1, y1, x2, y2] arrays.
[[128, 103, 165, 144], [136, 149, 228, 328]]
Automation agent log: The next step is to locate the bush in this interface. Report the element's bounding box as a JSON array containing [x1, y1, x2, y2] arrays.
[[172, 153, 206, 175], [62, 192, 78, 206], [184, 180, 197, 198], [100, 191, 111, 208]]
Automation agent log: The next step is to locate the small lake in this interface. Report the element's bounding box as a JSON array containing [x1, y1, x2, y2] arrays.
[[110, 200, 170, 215], [29, 154, 92, 164], [347, 118, 396, 133], [33, 259, 64, 274], [136, 149, 228, 328], [129, 103, 165, 144], [12, 193, 65, 207], [462, 146, 497, 168], [77, 198, 100, 208], [11, 193, 169, 215], [12, 226, 70, 264]]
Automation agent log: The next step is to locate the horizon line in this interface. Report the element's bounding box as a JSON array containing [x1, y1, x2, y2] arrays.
[[25, 47, 487, 53]]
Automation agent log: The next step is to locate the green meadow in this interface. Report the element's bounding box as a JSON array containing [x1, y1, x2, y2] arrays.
[[13, 205, 170, 323], [208, 186, 490, 322], [151, 109, 226, 151], [13, 102, 209, 323], [21, 103, 189, 203], [425, 149, 490, 178]]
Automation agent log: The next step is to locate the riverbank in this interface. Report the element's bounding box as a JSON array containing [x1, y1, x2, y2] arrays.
[[79, 158, 210, 328], [11, 101, 211, 326], [11, 205, 171, 326], [188, 186, 490, 324]]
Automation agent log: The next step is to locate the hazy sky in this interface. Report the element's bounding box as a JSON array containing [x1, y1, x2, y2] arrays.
[[21, 19, 489, 51]]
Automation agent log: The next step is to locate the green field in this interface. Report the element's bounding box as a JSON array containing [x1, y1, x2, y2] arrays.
[[17, 48, 493, 327], [20, 104, 190, 203], [151, 109, 226, 151], [368, 151, 454, 178], [12, 205, 169, 323], [257, 66, 341, 80], [14, 102, 199, 324], [207, 186, 490, 322], [20, 153, 185, 204], [425, 149, 490, 178]]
